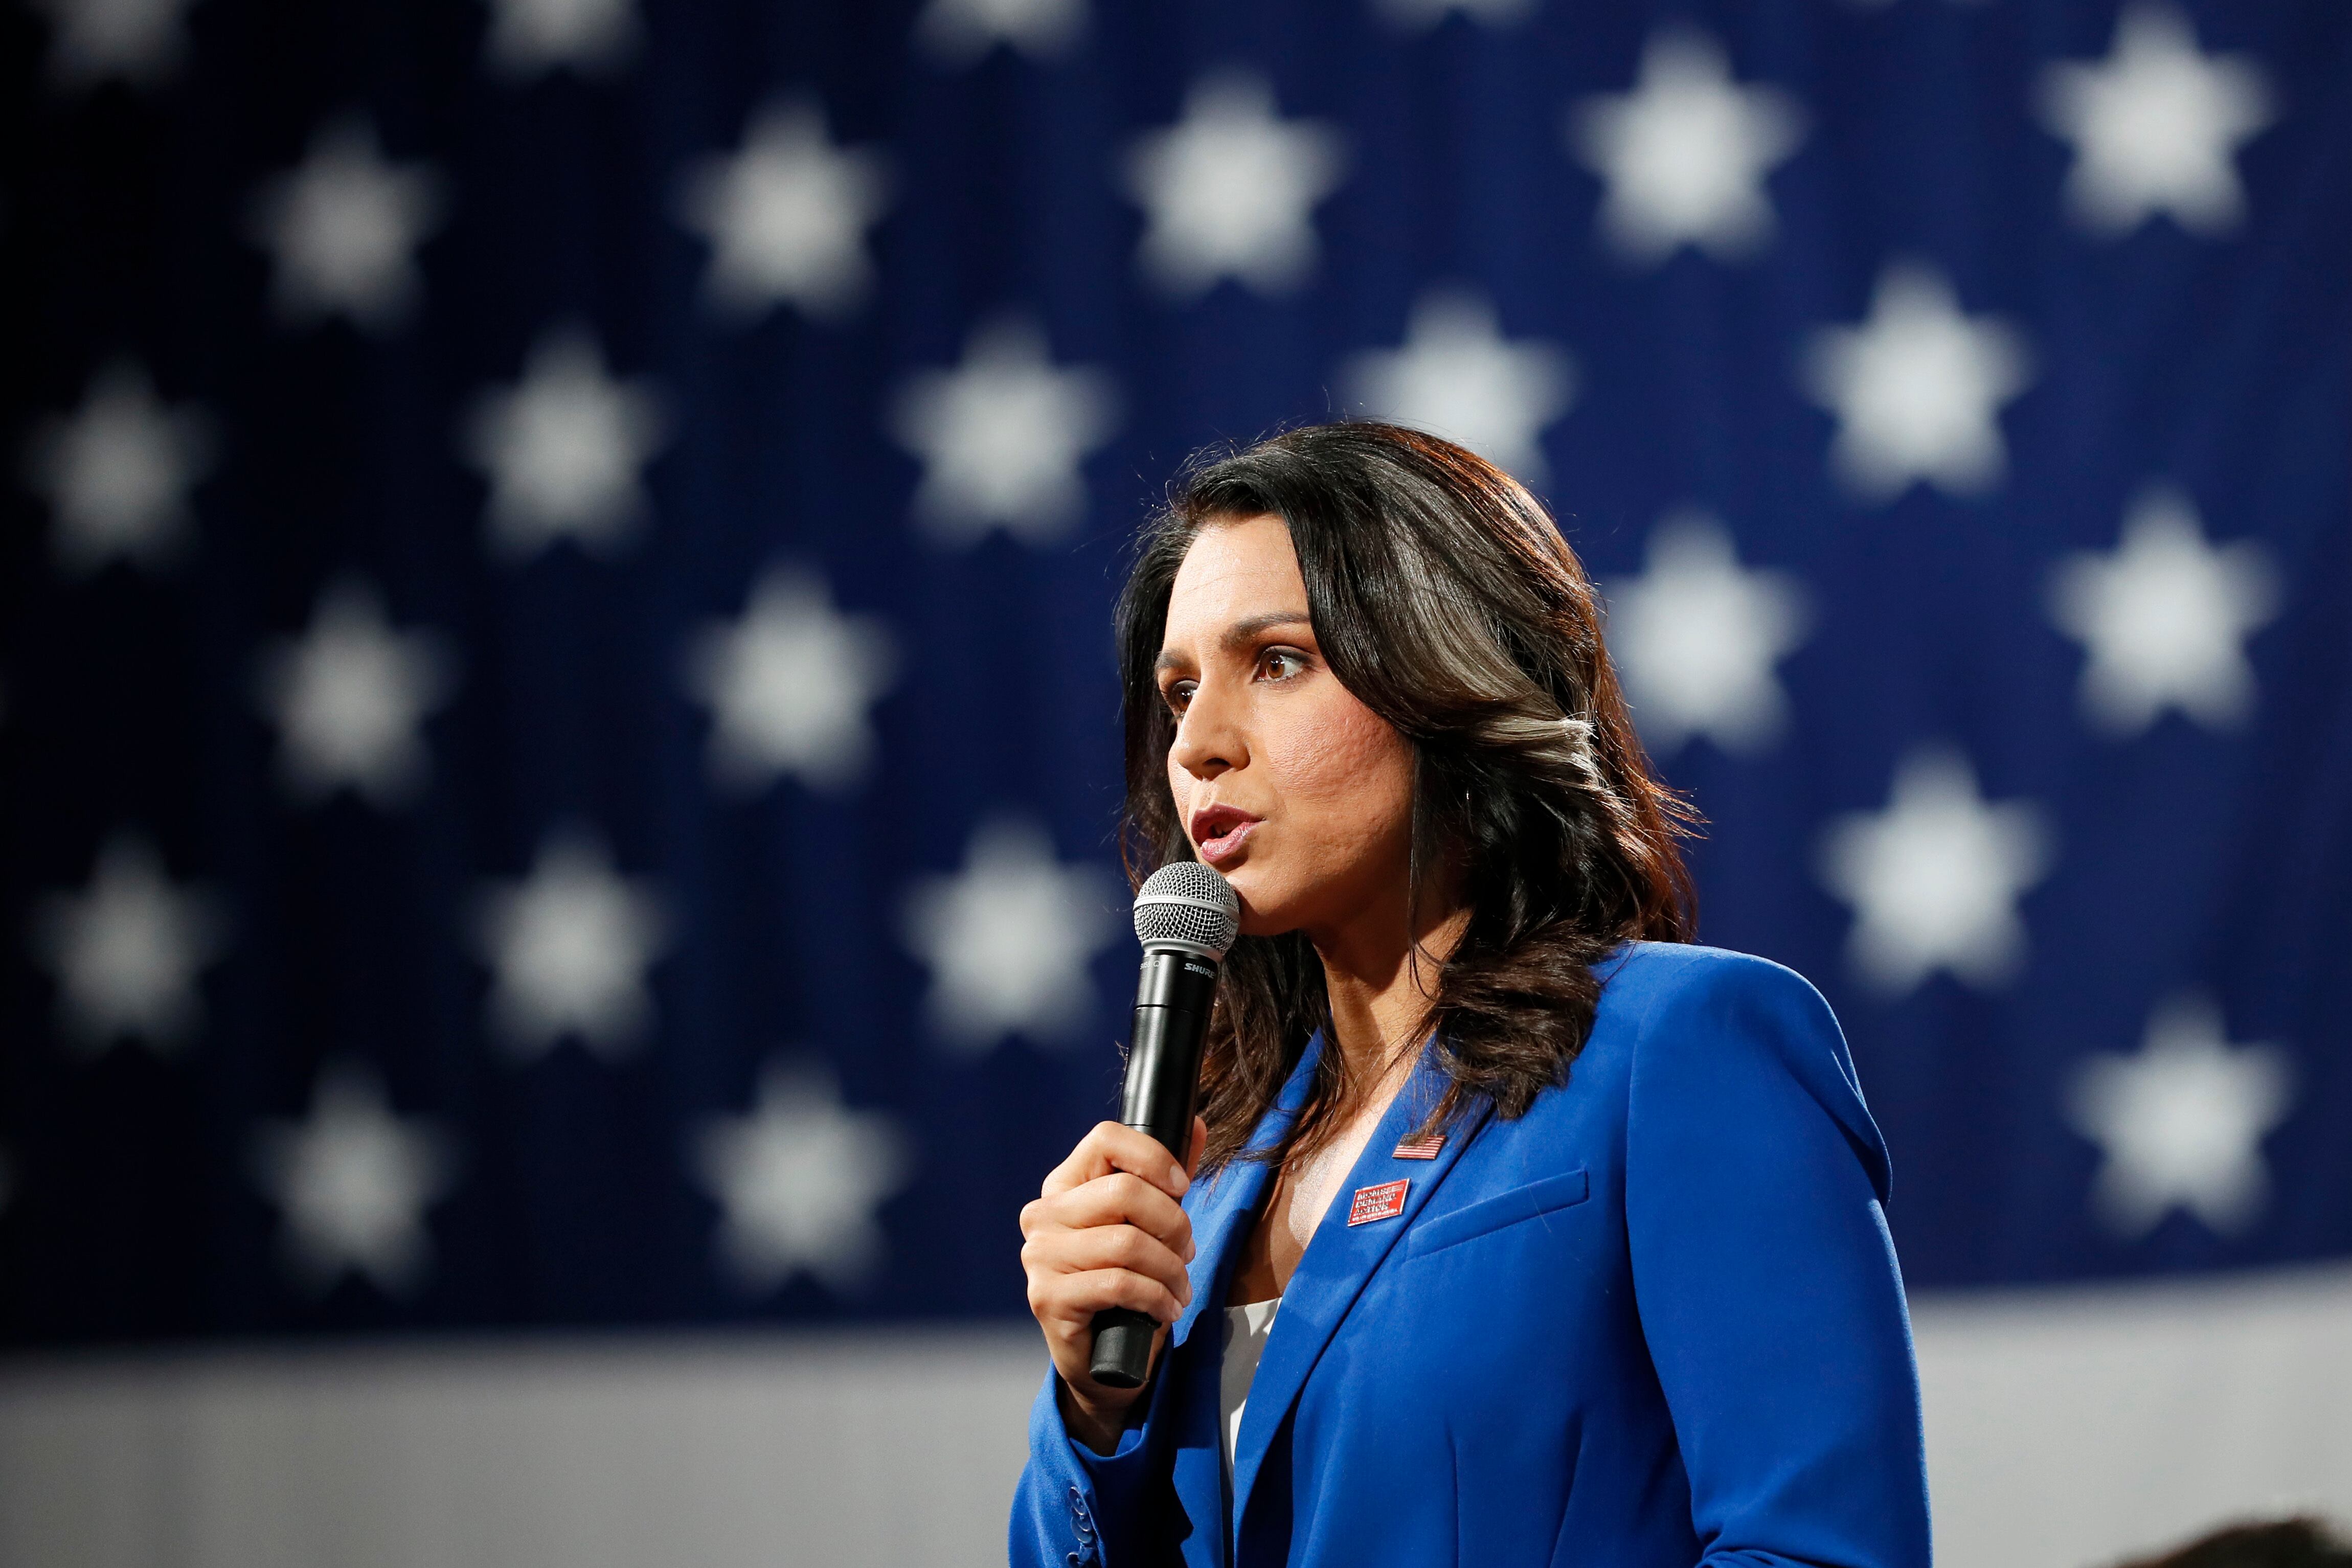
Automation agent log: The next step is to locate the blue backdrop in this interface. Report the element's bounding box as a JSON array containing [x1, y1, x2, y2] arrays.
[[3, 0, 2346, 1345]]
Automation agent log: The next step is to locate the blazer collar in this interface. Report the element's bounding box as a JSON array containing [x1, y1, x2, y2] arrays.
[[1227, 1042, 1489, 1539], [1169, 1031, 1326, 1353]]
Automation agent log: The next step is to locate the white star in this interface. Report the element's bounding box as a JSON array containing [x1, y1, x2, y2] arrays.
[[35, 834, 228, 1055], [1818, 747, 2051, 996], [461, 326, 667, 560], [2049, 486, 2277, 737], [890, 316, 1120, 546], [1371, 0, 1536, 30], [1567, 27, 1806, 266], [483, 0, 637, 77], [2039, 5, 2274, 239], [2069, 996, 2293, 1238], [1802, 263, 2033, 502], [675, 98, 890, 323], [1123, 72, 1348, 298], [258, 580, 458, 807], [1341, 289, 1575, 483], [693, 1058, 913, 1294], [915, 0, 1085, 64], [684, 567, 896, 793], [475, 830, 667, 1061], [1604, 511, 1810, 755], [248, 118, 445, 332], [254, 1063, 455, 1296], [27, 362, 213, 576], [31, 0, 191, 86], [901, 819, 1117, 1052]]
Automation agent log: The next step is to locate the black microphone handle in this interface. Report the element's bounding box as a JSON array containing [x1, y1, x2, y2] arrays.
[[1088, 948, 1219, 1391]]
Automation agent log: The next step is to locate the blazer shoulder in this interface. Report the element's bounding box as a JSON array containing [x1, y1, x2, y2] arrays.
[[1598, 940, 1836, 1027], [1600, 942, 1888, 1196]]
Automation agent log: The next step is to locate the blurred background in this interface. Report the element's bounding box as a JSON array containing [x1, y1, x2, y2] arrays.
[[2, 0, 2346, 1564]]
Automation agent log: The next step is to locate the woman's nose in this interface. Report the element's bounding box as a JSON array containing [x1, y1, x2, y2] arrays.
[[1169, 683, 1244, 780]]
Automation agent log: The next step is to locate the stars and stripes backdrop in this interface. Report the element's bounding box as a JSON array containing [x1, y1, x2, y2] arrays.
[[2, 0, 2349, 1562]]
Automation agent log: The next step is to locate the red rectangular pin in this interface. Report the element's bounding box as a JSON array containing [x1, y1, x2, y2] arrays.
[[1347, 1178, 1410, 1225], [1391, 1133, 1444, 1161]]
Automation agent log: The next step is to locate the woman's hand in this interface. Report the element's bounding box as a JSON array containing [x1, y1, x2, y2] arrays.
[[1021, 1117, 1207, 1453]]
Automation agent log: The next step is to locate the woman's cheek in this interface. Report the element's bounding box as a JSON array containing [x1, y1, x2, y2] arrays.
[[1270, 699, 1414, 809], [1165, 756, 1192, 821]]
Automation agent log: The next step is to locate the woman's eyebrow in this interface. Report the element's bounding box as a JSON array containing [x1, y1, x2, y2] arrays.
[[1217, 611, 1313, 654], [1154, 611, 1313, 675]]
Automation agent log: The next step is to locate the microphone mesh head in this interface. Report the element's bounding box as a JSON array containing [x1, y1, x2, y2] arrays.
[[1133, 861, 1240, 958]]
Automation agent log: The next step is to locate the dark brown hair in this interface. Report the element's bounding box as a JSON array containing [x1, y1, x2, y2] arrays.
[[1116, 422, 1697, 1172]]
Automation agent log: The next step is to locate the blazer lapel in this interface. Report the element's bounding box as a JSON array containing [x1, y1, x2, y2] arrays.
[[1227, 1048, 1489, 1537], [1164, 1036, 1327, 1568], [1169, 1157, 1271, 1355], [1169, 1032, 1323, 1353]]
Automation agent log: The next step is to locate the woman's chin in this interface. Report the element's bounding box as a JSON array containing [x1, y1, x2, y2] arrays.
[[1215, 864, 1257, 915], [1209, 858, 1314, 940], [1229, 882, 1300, 941]]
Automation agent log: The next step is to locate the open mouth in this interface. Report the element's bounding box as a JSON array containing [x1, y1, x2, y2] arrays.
[[1189, 805, 1262, 867]]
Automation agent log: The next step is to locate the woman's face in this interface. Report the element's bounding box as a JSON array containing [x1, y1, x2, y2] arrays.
[[1156, 514, 1419, 942]]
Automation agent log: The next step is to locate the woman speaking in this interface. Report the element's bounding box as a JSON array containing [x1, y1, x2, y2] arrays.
[[1012, 424, 1930, 1568]]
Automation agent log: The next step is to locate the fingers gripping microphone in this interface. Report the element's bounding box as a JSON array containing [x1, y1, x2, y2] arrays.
[[1088, 861, 1240, 1391]]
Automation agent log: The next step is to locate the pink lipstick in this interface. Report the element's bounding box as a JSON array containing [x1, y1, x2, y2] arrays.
[[1189, 804, 1262, 868]]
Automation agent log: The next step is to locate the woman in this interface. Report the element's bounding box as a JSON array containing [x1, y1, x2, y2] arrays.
[[1012, 424, 1929, 1568]]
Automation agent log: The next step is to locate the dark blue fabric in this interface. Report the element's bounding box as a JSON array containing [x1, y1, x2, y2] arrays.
[[1011, 945, 1930, 1568]]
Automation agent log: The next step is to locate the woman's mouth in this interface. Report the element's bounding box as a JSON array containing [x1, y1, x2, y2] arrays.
[[1189, 805, 1262, 867]]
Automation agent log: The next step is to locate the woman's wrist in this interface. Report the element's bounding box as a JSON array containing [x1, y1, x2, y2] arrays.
[[1057, 1374, 1144, 1456]]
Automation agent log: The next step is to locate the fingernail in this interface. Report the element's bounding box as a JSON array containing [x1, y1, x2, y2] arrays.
[[1169, 1163, 1189, 1194]]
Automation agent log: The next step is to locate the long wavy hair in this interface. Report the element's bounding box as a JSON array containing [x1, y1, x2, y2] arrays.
[[1116, 423, 1698, 1172]]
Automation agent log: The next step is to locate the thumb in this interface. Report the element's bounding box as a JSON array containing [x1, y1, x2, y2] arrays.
[[1185, 1115, 1208, 1178]]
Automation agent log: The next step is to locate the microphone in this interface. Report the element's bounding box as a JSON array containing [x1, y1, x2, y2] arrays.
[[1088, 860, 1241, 1391]]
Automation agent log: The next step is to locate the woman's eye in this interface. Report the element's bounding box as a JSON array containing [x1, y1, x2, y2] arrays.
[[1258, 649, 1306, 681], [1163, 680, 1195, 713]]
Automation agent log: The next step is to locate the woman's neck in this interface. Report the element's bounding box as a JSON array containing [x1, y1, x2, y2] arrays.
[[1311, 897, 1472, 1090], [1224, 894, 1475, 1309]]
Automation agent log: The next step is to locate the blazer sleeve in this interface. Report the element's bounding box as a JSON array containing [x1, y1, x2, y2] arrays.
[[1623, 951, 1933, 1568], [1009, 1355, 1180, 1568]]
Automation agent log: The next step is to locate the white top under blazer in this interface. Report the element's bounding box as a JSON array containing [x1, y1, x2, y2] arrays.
[[1218, 1296, 1282, 1482]]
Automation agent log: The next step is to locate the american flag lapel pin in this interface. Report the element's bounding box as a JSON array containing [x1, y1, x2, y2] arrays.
[[1391, 1133, 1444, 1160], [1347, 1178, 1410, 1225]]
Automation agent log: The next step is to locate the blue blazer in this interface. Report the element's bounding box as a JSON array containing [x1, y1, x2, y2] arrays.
[[1011, 943, 1932, 1568]]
